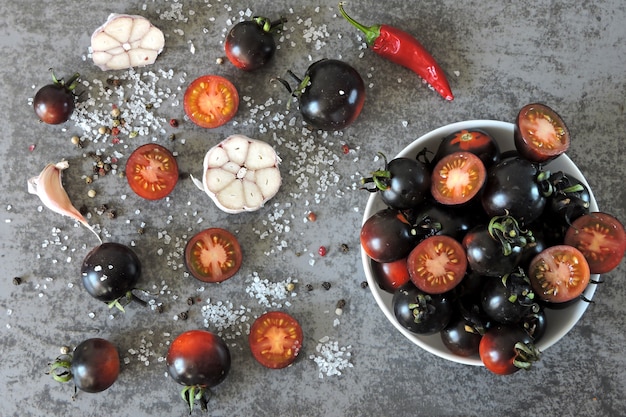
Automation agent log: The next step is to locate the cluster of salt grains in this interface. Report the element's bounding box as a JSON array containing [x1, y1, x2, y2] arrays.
[[201, 299, 251, 340], [310, 336, 353, 378], [244, 272, 297, 308]]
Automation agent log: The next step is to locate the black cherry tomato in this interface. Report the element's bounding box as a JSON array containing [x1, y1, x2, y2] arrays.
[[184, 228, 243, 283], [249, 311, 303, 369], [564, 212, 626, 274], [430, 151, 486, 206], [33, 70, 79, 124], [479, 324, 541, 375], [480, 269, 538, 324], [371, 258, 410, 293], [184, 75, 239, 128], [225, 17, 285, 71], [440, 314, 482, 357], [528, 245, 591, 303], [360, 208, 419, 263], [514, 103, 570, 163], [126, 144, 179, 200], [392, 284, 453, 335], [407, 235, 467, 294], [166, 330, 231, 413], [433, 129, 500, 168], [71, 338, 120, 393]]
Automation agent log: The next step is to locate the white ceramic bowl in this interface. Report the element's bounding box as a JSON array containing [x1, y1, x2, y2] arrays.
[[361, 120, 599, 366]]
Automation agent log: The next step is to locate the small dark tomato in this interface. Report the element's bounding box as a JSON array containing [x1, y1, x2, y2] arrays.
[[480, 269, 538, 324], [564, 212, 626, 274], [81, 242, 141, 303], [184, 75, 239, 128], [184, 228, 243, 283], [249, 311, 303, 369], [440, 314, 482, 357], [407, 235, 467, 294], [433, 129, 500, 168], [481, 157, 547, 226], [225, 17, 284, 71], [408, 198, 486, 242], [528, 245, 591, 303], [463, 224, 522, 278], [33, 70, 79, 124], [546, 172, 591, 224], [362, 155, 431, 210], [371, 258, 410, 293], [126, 143, 179, 200], [360, 208, 419, 263], [514, 103, 570, 163], [392, 284, 453, 335], [430, 151, 486, 206], [296, 59, 365, 130], [479, 324, 541, 375], [520, 308, 547, 342], [67, 338, 120, 393]]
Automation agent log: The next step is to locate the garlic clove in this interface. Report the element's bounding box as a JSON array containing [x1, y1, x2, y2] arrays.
[[91, 13, 165, 71], [28, 161, 100, 241]]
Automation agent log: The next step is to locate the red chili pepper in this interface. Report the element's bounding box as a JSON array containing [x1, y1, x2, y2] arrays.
[[339, 3, 454, 101]]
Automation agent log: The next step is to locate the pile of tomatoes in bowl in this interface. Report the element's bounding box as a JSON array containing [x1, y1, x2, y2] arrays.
[[360, 104, 626, 375]]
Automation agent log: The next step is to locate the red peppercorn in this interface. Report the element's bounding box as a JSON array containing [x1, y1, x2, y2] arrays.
[[341, 144, 350, 154], [318, 246, 327, 256], [111, 127, 120, 136], [307, 211, 317, 222], [169, 118, 179, 128]]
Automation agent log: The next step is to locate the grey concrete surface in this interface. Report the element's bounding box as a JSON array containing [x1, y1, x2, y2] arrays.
[[1, 1, 625, 416]]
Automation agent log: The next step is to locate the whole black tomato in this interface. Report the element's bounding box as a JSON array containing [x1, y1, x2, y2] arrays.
[[33, 70, 79, 124], [479, 324, 541, 375], [224, 17, 285, 71], [287, 59, 365, 130], [463, 224, 524, 278], [480, 269, 539, 324], [545, 171, 591, 224], [440, 314, 482, 357], [520, 308, 547, 342], [433, 128, 501, 168], [81, 242, 142, 307], [360, 208, 420, 263], [481, 157, 548, 226], [362, 155, 431, 210], [392, 284, 453, 335], [407, 198, 486, 242]]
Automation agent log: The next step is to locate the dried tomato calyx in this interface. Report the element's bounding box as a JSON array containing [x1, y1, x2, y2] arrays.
[[512, 341, 541, 371], [488, 213, 535, 256]]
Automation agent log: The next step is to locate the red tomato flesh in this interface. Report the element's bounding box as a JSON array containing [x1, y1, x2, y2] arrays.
[[515, 103, 570, 163], [407, 235, 467, 294], [184, 75, 239, 128], [126, 144, 179, 200], [184, 228, 242, 283], [431, 151, 486, 205], [249, 311, 303, 369], [528, 245, 590, 303]]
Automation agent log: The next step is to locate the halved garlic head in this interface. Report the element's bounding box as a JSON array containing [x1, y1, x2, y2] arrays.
[[192, 135, 282, 214], [91, 14, 165, 71]]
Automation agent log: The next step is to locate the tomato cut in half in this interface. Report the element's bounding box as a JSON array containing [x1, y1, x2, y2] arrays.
[[431, 151, 486, 205], [126, 144, 179, 200], [528, 245, 591, 303], [249, 311, 303, 369], [514, 103, 570, 163], [184, 75, 239, 128], [407, 235, 467, 294], [564, 212, 626, 274], [184, 228, 243, 283]]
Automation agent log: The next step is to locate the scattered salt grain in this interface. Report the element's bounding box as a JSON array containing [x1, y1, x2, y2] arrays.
[[310, 337, 353, 378]]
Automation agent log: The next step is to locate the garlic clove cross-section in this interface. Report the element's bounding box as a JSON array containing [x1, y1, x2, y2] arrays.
[[191, 135, 282, 214], [91, 13, 165, 71]]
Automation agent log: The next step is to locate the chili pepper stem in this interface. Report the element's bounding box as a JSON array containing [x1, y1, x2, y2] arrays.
[[338, 2, 380, 45]]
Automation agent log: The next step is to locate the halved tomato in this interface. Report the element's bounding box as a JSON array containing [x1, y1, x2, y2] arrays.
[[249, 311, 303, 369], [407, 235, 467, 294], [514, 103, 570, 163], [564, 212, 626, 274], [125, 143, 178, 200], [184, 228, 243, 283], [431, 151, 486, 205], [528, 245, 590, 303], [184, 75, 239, 128]]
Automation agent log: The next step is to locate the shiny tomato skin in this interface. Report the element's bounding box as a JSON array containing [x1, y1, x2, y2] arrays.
[[392, 284, 453, 335], [407, 235, 467, 294], [378, 157, 431, 210], [166, 330, 231, 388], [440, 314, 482, 357], [81, 242, 141, 302], [479, 324, 538, 375], [434, 129, 501, 168], [249, 311, 303, 369], [71, 338, 120, 393], [371, 258, 410, 293], [360, 208, 419, 263], [184, 75, 239, 128], [126, 144, 179, 200], [514, 103, 570, 163], [225, 20, 276, 71], [528, 245, 591, 303], [33, 84, 75, 124], [564, 212, 626, 274], [431, 151, 486, 206], [184, 228, 243, 283]]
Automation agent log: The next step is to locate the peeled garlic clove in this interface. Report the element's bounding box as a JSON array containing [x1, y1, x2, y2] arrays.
[[192, 135, 282, 214], [91, 13, 165, 71], [28, 161, 100, 241]]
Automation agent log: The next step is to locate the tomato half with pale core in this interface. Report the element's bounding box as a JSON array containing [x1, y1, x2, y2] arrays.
[[514, 103, 570, 163], [184, 75, 239, 128], [126, 144, 178, 200], [249, 311, 303, 369], [528, 245, 590, 303], [184, 228, 243, 283], [407, 235, 467, 294], [430, 151, 486, 205]]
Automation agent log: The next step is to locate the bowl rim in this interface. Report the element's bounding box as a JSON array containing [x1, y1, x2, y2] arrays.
[[361, 119, 599, 366]]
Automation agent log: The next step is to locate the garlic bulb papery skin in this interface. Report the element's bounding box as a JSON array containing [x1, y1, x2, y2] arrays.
[[28, 161, 100, 241], [191, 135, 282, 214], [91, 14, 165, 71]]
